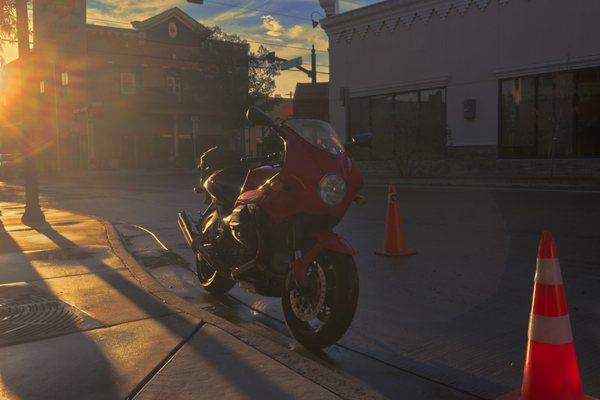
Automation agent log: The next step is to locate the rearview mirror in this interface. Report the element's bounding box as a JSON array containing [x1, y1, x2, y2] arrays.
[[351, 132, 373, 147], [246, 106, 276, 128]]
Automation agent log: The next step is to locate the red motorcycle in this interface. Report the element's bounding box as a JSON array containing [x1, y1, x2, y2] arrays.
[[178, 107, 372, 349]]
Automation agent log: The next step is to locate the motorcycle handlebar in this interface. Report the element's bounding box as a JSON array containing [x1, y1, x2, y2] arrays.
[[240, 153, 279, 165], [240, 156, 268, 164]]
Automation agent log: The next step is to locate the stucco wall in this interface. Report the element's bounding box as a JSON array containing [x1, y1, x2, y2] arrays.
[[324, 0, 600, 148]]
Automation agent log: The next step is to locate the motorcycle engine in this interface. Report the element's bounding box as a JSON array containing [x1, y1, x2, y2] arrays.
[[228, 204, 258, 250]]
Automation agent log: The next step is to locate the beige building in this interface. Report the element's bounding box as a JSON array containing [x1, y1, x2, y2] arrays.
[[321, 0, 600, 178]]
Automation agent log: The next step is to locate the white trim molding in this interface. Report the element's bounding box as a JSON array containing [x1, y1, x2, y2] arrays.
[[349, 75, 451, 97], [494, 53, 600, 79], [322, 0, 514, 44]]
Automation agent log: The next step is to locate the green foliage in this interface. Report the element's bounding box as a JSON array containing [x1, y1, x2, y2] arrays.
[[209, 25, 281, 112], [248, 45, 281, 111], [0, 0, 17, 65]]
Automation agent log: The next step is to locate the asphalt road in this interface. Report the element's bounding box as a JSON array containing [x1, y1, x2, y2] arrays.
[[14, 172, 600, 399]]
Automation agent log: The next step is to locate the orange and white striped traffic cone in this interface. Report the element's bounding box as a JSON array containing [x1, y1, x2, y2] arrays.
[[498, 230, 597, 400], [375, 184, 416, 257]]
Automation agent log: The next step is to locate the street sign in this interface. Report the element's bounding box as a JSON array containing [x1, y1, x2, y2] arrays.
[[280, 57, 303, 70]]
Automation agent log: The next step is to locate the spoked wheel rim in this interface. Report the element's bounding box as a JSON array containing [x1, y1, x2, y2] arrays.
[[288, 261, 335, 332]]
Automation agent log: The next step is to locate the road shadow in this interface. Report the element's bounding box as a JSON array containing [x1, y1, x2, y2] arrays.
[[0, 215, 120, 400], [34, 221, 297, 399]]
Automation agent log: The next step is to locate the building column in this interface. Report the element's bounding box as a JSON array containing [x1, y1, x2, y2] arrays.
[[173, 114, 179, 158], [191, 116, 199, 162], [87, 112, 95, 160]]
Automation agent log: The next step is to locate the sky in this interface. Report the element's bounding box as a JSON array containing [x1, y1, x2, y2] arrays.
[[1, 0, 382, 96]]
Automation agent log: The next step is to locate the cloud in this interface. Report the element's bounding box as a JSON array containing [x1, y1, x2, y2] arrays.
[[339, 0, 370, 11], [261, 15, 284, 38], [200, 7, 260, 26]]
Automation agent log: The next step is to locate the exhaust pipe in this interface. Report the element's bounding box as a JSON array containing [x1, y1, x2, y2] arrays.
[[178, 211, 200, 248], [178, 210, 220, 272]]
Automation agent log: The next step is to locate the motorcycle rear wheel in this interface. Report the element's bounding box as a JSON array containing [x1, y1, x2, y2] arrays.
[[195, 253, 235, 295], [282, 251, 359, 349]]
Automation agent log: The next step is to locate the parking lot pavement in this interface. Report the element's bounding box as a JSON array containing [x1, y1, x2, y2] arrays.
[[0, 198, 384, 400], [11, 173, 600, 399]]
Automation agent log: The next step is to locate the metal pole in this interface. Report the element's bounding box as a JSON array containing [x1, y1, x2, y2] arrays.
[[17, 0, 45, 226], [53, 63, 61, 172], [311, 44, 317, 84]]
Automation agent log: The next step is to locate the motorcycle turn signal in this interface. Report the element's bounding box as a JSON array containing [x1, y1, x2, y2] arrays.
[[354, 195, 366, 205], [268, 180, 285, 191]]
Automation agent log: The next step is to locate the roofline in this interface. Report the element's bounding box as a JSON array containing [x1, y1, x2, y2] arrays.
[[320, 0, 437, 31], [87, 24, 135, 33], [131, 7, 209, 33]]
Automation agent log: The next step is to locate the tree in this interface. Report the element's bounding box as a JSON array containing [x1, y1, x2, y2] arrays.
[[0, 0, 16, 65], [209, 26, 281, 111], [248, 45, 281, 111]]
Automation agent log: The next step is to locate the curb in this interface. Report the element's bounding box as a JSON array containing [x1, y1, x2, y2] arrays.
[[99, 217, 385, 400], [364, 178, 600, 192]]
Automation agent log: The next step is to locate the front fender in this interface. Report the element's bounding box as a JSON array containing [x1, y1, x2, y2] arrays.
[[292, 231, 355, 287], [308, 232, 356, 255]]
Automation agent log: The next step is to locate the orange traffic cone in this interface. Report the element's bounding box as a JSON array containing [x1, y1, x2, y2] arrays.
[[498, 230, 597, 400], [375, 184, 416, 257]]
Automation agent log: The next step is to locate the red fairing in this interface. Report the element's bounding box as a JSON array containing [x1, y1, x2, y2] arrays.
[[241, 165, 279, 192], [258, 126, 364, 224], [236, 189, 264, 205]]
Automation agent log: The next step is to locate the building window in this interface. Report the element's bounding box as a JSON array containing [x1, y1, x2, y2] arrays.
[[500, 67, 600, 157], [120, 72, 137, 95], [39, 81, 45, 94], [349, 87, 447, 160], [166, 76, 181, 95], [61, 71, 69, 86]]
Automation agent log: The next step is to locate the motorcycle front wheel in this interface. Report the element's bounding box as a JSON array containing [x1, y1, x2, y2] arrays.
[[282, 251, 359, 349]]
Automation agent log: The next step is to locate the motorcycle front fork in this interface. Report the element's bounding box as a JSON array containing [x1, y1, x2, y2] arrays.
[[290, 222, 303, 261], [289, 223, 315, 288]]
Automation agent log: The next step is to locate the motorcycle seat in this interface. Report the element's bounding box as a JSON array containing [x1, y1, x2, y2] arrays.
[[205, 166, 247, 206]]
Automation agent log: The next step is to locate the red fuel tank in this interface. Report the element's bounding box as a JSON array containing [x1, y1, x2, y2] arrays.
[[241, 165, 279, 192]]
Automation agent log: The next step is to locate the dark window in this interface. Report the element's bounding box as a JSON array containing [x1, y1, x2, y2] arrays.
[[537, 73, 574, 156], [500, 67, 600, 157], [576, 70, 600, 156], [348, 87, 447, 160], [120, 72, 136, 95], [500, 78, 536, 155], [370, 94, 395, 160], [166, 76, 181, 95], [349, 97, 370, 138]]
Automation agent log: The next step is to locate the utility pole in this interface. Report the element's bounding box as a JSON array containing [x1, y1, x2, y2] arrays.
[[17, 0, 46, 226], [266, 48, 317, 84], [311, 44, 317, 84], [53, 63, 61, 172]]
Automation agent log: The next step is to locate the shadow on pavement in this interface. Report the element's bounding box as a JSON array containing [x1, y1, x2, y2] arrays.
[[0, 217, 120, 400], [34, 222, 297, 399]]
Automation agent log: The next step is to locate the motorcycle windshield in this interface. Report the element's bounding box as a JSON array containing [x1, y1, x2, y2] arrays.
[[283, 119, 345, 155]]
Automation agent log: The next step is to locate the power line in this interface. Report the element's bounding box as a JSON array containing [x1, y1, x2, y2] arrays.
[[0, 38, 323, 76], [85, 17, 328, 53], [203, 0, 312, 22], [87, 17, 130, 26], [244, 39, 326, 53], [342, 0, 371, 5]]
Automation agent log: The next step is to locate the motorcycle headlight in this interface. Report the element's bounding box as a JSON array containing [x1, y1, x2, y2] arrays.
[[318, 174, 347, 206]]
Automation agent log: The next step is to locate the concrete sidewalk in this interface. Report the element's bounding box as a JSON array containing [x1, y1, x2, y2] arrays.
[[0, 201, 382, 399]]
